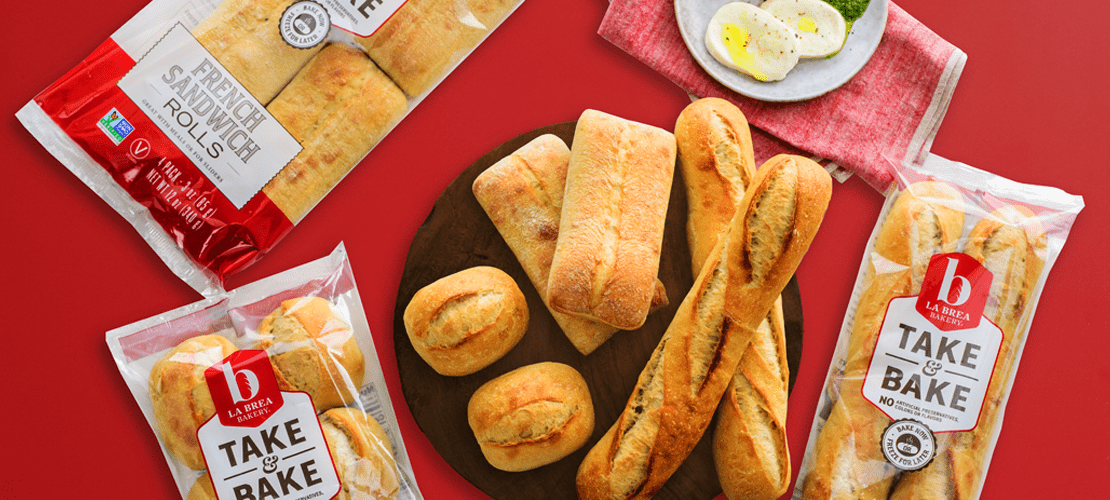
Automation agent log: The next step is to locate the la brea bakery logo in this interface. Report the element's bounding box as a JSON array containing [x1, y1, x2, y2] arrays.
[[915, 253, 993, 331], [205, 350, 284, 427]]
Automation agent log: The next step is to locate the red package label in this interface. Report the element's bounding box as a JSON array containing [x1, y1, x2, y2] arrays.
[[916, 253, 993, 331], [205, 350, 285, 428]]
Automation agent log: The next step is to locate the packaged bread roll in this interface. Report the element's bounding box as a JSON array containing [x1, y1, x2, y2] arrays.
[[547, 110, 677, 331], [356, 0, 520, 97], [149, 335, 238, 471], [254, 296, 365, 411], [320, 408, 401, 499], [192, 0, 323, 104], [472, 134, 669, 355], [576, 154, 831, 500], [263, 43, 409, 222], [403, 266, 530, 376], [468, 362, 595, 472]]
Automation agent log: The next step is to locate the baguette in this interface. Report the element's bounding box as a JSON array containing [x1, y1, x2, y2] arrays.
[[674, 97, 757, 278], [801, 181, 965, 500], [192, 0, 323, 105], [888, 205, 1046, 500], [576, 154, 831, 500], [712, 297, 789, 500], [263, 43, 408, 222], [547, 110, 677, 331], [472, 134, 668, 355]]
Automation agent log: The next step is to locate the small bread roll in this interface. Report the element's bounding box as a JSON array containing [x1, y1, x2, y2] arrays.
[[149, 335, 238, 470], [320, 408, 401, 500], [467, 362, 594, 472], [254, 297, 365, 411], [404, 266, 530, 376]]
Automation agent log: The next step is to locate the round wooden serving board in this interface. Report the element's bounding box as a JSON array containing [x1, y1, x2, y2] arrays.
[[393, 122, 804, 500]]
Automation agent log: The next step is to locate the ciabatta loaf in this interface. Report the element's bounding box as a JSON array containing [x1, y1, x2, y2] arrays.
[[576, 154, 831, 500], [801, 181, 965, 500], [547, 110, 677, 331], [473, 134, 668, 355]]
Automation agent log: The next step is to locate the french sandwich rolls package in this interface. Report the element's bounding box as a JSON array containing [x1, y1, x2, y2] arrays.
[[793, 157, 1084, 500], [576, 154, 832, 500], [18, 0, 524, 294], [107, 244, 423, 500]]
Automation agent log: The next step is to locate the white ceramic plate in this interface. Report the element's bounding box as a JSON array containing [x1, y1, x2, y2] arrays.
[[676, 0, 889, 102]]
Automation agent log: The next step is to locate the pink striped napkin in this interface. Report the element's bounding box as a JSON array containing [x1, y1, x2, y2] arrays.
[[599, 0, 965, 191]]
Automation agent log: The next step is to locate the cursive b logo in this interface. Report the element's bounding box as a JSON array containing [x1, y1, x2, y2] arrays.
[[916, 253, 993, 331], [205, 350, 285, 427]]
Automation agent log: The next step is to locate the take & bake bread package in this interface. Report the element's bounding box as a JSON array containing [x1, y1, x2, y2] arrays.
[[108, 243, 423, 500], [793, 156, 1083, 500], [18, 0, 525, 294]]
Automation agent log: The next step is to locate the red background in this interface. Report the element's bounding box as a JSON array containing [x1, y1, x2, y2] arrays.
[[2, 0, 1106, 498]]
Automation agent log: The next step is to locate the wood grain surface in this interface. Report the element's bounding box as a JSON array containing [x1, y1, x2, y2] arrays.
[[392, 122, 804, 500]]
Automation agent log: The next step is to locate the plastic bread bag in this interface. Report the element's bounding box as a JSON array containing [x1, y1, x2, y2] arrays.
[[792, 154, 1084, 500], [107, 243, 424, 500], [17, 0, 525, 295]]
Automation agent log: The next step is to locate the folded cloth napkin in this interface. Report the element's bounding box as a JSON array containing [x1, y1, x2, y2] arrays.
[[599, 0, 965, 191]]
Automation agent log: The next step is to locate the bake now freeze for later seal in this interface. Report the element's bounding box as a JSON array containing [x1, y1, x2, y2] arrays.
[[17, 0, 525, 295]]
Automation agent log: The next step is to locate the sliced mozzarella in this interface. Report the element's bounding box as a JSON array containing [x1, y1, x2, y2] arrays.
[[705, 2, 800, 82], [761, 0, 848, 58]]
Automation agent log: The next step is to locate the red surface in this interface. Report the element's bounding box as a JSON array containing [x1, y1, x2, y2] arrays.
[[2, 0, 1106, 498]]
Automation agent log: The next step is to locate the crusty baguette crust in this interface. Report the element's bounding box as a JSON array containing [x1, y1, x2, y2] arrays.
[[263, 44, 408, 223], [473, 134, 668, 354], [192, 0, 322, 105], [576, 154, 831, 500], [547, 110, 677, 331], [802, 182, 965, 500], [674, 97, 757, 277], [888, 205, 1046, 500], [713, 297, 789, 500]]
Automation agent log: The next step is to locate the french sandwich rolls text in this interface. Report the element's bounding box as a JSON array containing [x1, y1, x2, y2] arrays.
[[801, 182, 965, 500], [888, 205, 1046, 500], [674, 97, 757, 278], [472, 135, 668, 355], [576, 154, 831, 500]]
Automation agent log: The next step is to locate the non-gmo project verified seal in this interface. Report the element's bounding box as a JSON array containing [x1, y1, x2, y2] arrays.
[[97, 108, 134, 145]]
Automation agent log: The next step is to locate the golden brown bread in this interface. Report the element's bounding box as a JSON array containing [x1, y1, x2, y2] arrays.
[[263, 43, 408, 222], [356, 0, 519, 97], [801, 181, 966, 500], [192, 0, 323, 105], [403, 266, 530, 376], [888, 205, 1046, 500], [547, 110, 677, 331], [149, 334, 238, 470], [472, 134, 668, 355], [320, 407, 401, 500], [713, 297, 790, 500], [254, 297, 365, 411], [467, 362, 595, 472], [674, 97, 757, 277], [187, 474, 216, 500], [575, 154, 832, 500]]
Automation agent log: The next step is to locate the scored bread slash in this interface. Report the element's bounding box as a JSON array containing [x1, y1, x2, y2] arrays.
[[575, 154, 832, 500]]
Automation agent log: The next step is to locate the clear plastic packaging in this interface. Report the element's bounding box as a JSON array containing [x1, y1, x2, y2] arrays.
[[18, 0, 525, 294], [107, 243, 423, 500], [792, 155, 1084, 500]]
